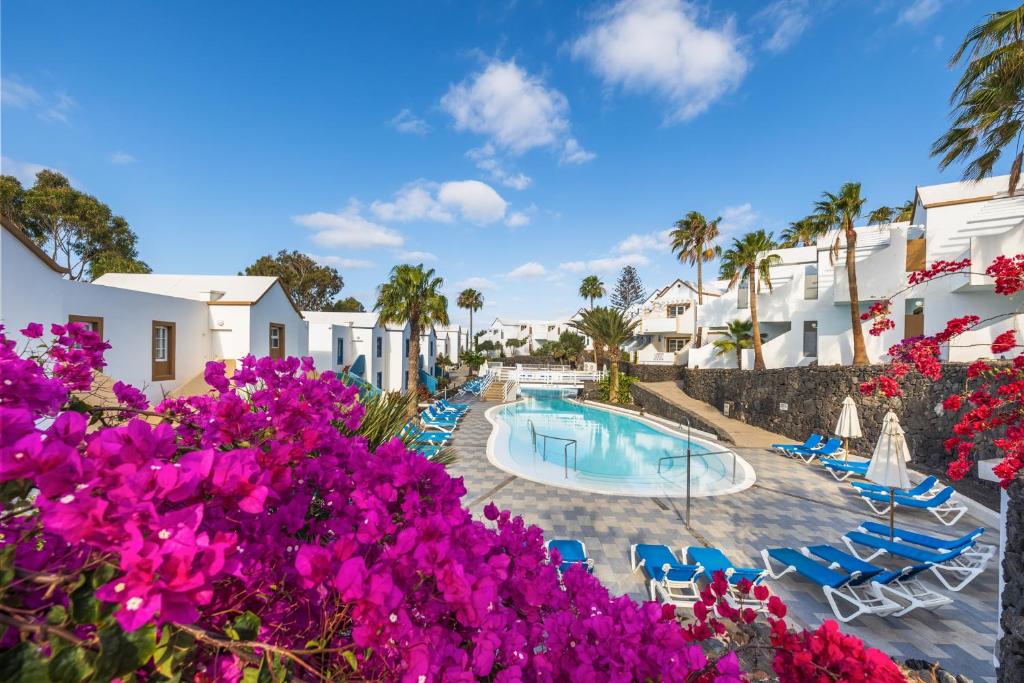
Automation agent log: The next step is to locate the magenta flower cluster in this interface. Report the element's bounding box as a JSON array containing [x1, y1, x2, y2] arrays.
[[1, 323, 724, 681]]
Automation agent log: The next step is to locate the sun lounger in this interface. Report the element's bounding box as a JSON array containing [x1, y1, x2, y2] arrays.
[[630, 544, 703, 606], [401, 425, 451, 443], [842, 531, 989, 592], [547, 539, 594, 575], [772, 434, 823, 455], [761, 546, 899, 622], [791, 437, 843, 464], [683, 546, 766, 585], [856, 521, 992, 558], [855, 485, 968, 526], [851, 475, 941, 498], [819, 458, 869, 481]]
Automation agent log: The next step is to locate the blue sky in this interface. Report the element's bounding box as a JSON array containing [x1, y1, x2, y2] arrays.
[[1, 0, 1006, 326]]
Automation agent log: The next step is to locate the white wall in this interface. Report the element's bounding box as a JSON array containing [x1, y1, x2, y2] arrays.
[[383, 325, 409, 392], [246, 285, 308, 359]]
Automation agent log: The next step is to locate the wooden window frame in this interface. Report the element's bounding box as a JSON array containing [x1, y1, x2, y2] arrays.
[[269, 323, 285, 359], [152, 321, 176, 381], [68, 315, 104, 340]]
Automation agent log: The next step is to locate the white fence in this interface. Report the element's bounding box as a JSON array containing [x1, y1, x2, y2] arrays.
[[484, 363, 606, 387]]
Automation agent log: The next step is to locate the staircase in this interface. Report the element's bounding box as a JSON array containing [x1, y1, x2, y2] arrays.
[[483, 376, 518, 402]]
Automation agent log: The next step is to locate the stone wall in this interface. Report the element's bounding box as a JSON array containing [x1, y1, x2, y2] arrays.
[[503, 355, 561, 366], [1001, 482, 1024, 682], [630, 384, 730, 442], [620, 361, 684, 383]]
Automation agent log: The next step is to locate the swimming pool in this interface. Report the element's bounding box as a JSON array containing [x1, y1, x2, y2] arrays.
[[486, 388, 755, 497]]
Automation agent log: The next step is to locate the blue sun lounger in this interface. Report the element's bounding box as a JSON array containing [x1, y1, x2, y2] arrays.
[[772, 434, 823, 455], [630, 544, 703, 606], [819, 458, 869, 481], [547, 539, 594, 575], [683, 546, 766, 585], [842, 530, 989, 592], [857, 521, 988, 555], [855, 485, 968, 526], [852, 475, 940, 498], [791, 437, 843, 464], [401, 425, 451, 443]]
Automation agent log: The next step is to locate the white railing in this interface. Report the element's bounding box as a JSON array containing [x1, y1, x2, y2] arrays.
[[501, 377, 519, 401]]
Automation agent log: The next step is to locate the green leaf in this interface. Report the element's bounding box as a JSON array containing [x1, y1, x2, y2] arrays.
[[0, 642, 49, 683], [48, 647, 94, 683], [153, 628, 195, 677], [342, 650, 359, 672], [226, 611, 260, 642], [91, 563, 117, 588], [70, 581, 100, 625], [94, 623, 156, 680], [45, 606, 67, 627]]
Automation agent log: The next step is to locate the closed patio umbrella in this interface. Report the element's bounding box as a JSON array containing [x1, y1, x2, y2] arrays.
[[834, 396, 862, 462], [866, 411, 912, 540]]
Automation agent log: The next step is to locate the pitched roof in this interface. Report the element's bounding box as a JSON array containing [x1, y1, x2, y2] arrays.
[[93, 273, 304, 318], [1, 216, 70, 274], [915, 175, 1010, 209]]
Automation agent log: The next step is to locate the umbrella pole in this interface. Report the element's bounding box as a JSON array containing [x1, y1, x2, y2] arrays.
[[889, 488, 895, 541], [843, 437, 848, 463]]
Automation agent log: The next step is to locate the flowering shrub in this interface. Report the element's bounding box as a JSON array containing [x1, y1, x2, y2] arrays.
[[859, 254, 1023, 487], [1, 323, 903, 680]]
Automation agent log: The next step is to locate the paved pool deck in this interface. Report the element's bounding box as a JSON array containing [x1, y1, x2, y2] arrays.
[[446, 397, 1001, 682]]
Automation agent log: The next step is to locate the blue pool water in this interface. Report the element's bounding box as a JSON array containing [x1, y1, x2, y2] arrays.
[[488, 388, 754, 496]]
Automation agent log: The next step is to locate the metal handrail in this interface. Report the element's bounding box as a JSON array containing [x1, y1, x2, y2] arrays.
[[657, 449, 737, 480], [527, 419, 578, 479]]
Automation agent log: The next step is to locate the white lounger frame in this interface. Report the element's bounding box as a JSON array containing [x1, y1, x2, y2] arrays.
[[792, 446, 844, 465], [420, 418, 456, 434], [682, 546, 770, 612], [630, 544, 703, 607], [841, 536, 989, 592], [858, 491, 968, 527], [760, 549, 901, 623]]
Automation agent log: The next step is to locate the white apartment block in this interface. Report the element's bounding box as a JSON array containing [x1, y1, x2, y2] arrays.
[[477, 317, 592, 355], [435, 324, 464, 364], [633, 176, 1023, 369], [304, 311, 411, 392]]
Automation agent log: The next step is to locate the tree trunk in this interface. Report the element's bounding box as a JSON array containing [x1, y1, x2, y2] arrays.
[[695, 257, 703, 347], [407, 317, 421, 418], [750, 271, 766, 370], [736, 347, 742, 370], [469, 309, 474, 350], [845, 220, 869, 366], [609, 360, 620, 403]]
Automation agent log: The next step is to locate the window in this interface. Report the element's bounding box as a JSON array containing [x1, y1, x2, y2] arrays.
[[737, 281, 749, 309], [804, 265, 818, 300], [152, 321, 176, 381], [269, 323, 285, 359], [429, 340, 434, 356], [802, 320, 818, 357], [68, 315, 104, 340], [376, 371, 383, 389], [667, 304, 687, 318], [336, 338, 344, 365], [376, 337, 383, 358], [404, 338, 409, 357], [404, 370, 408, 391], [666, 337, 690, 352]]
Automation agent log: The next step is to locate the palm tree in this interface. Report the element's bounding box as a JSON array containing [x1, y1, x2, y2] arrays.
[[932, 6, 1024, 195], [578, 275, 605, 308], [570, 307, 639, 402], [779, 216, 825, 248], [712, 319, 754, 369], [719, 230, 781, 371], [815, 183, 870, 366], [670, 211, 722, 347], [456, 288, 483, 350], [375, 264, 449, 416]]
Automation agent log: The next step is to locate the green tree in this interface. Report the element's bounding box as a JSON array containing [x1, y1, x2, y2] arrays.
[[505, 338, 527, 354], [570, 307, 639, 402], [719, 230, 781, 371], [610, 265, 647, 311], [932, 6, 1024, 195], [243, 250, 343, 311], [457, 288, 484, 349], [2, 170, 150, 280], [556, 330, 586, 360], [375, 264, 449, 415], [326, 296, 366, 312], [670, 211, 722, 347], [814, 183, 870, 366], [711, 319, 754, 369], [779, 216, 824, 248], [578, 275, 606, 309]]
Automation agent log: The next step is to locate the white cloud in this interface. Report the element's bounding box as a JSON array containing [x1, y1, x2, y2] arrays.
[[457, 276, 497, 290], [437, 180, 507, 224], [560, 253, 649, 273], [108, 152, 137, 165], [571, 0, 748, 123], [756, 1, 810, 53], [293, 202, 405, 249], [718, 203, 759, 235], [898, 0, 942, 25], [615, 228, 672, 253], [371, 182, 453, 222], [38, 92, 76, 124], [308, 253, 375, 269], [467, 145, 533, 190], [396, 250, 438, 261], [0, 156, 63, 185], [505, 211, 530, 228], [560, 138, 597, 165], [441, 59, 593, 161], [389, 108, 430, 135], [1, 77, 41, 107], [506, 261, 547, 279]]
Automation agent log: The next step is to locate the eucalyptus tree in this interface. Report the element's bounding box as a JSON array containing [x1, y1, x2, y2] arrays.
[[456, 288, 484, 349], [570, 307, 639, 402], [375, 264, 449, 414], [719, 230, 781, 371], [669, 211, 721, 346], [578, 275, 606, 309], [932, 5, 1024, 195], [244, 250, 344, 310]]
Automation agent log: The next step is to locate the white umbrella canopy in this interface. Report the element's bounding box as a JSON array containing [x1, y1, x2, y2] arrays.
[[866, 411, 912, 539], [834, 396, 863, 461]]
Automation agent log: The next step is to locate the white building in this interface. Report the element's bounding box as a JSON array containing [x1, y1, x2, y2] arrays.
[[304, 311, 411, 392], [0, 219, 308, 401], [419, 327, 438, 376], [636, 176, 1023, 369], [477, 317, 591, 355], [435, 324, 464, 365]]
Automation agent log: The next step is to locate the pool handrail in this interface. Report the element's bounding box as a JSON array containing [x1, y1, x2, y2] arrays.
[[527, 418, 578, 479], [657, 449, 738, 481]]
